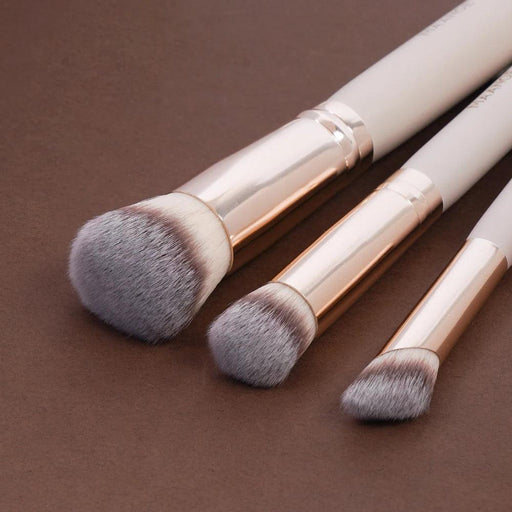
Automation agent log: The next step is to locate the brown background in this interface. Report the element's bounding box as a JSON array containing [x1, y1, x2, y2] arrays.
[[2, 1, 511, 510]]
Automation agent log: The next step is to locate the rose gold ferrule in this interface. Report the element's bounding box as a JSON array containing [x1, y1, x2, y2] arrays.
[[273, 167, 443, 335], [380, 237, 507, 362], [177, 100, 373, 270]]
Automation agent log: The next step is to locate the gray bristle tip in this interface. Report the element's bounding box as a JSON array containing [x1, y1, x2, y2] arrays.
[[208, 283, 316, 388], [69, 208, 202, 343], [341, 348, 440, 421]]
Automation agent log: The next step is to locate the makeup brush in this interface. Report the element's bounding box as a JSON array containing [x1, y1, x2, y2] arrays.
[[70, 1, 512, 343], [342, 179, 512, 421], [209, 67, 512, 387]]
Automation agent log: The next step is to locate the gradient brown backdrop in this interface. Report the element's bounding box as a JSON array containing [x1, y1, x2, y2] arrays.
[[2, 1, 511, 510]]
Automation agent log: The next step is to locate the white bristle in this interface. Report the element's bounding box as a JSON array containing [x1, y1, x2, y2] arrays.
[[208, 282, 317, 387], [69, 192, 231, 343], [341, 348, 440, 421]]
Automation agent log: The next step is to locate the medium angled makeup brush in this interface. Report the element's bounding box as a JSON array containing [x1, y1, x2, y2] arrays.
[[342, 179, 512, 421], [208, 67, 512, 387], [70, 0, 512, 343]]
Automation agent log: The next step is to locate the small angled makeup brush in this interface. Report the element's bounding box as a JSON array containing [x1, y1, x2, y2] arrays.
[[69, 1, 512, 343], [342, 179, 512, 421], [208, 67, 512, 387]]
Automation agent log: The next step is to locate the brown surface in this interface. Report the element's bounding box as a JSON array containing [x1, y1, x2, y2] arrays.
[[2, 1, 511, 510]]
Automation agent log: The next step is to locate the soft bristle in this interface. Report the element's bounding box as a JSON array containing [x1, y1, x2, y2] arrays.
[[69, 192, 231, 343], [208, 282, 317, 387], [341, 348, 440, 421]]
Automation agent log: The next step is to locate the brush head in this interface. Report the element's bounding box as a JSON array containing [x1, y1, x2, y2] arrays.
[[341, 348, 440, 421], [69, 192, 231, 343], [208, 282, 317, 387]]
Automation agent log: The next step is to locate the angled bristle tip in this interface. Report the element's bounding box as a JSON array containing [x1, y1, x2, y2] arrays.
[[342, 348, 440, 421]]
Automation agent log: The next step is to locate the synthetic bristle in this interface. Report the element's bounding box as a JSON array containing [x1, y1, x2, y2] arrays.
[[69, 192, 231, 343], [208, 282, 317, 387], [341, 348, 440, 421]]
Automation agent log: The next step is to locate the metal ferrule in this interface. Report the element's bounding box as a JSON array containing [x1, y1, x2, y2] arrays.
[[273, 167, 443, 334], [177, 100, 373, 269], [380, 237, 507, 362]]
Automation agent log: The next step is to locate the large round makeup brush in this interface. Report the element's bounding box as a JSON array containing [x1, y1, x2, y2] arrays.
[[342, 179, 512, 421], [208, 67, 512, 387], [70, 1, 512, 343]]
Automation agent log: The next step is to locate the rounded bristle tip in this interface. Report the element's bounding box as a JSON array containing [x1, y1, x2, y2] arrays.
[[69, 193, 231, 343], [208, 283, 316, 387]]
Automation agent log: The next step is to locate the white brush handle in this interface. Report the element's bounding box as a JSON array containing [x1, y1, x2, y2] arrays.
[[469, 180, 512, 267], [404, 67, 512, 209], [331, 0, 512, 160]]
